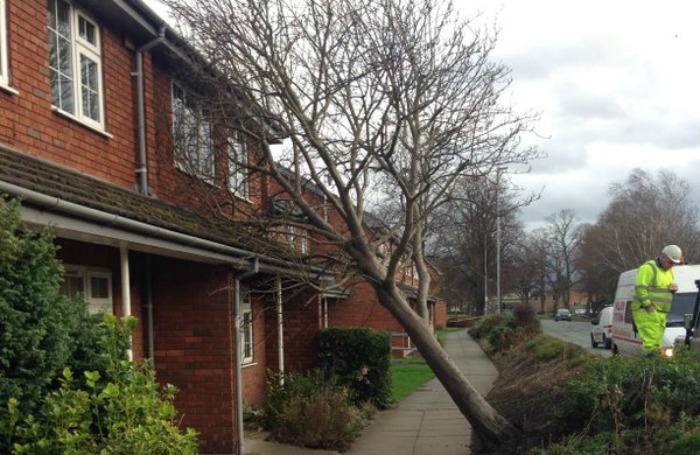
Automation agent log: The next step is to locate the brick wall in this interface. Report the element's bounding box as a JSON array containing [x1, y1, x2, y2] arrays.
[[265, 291, 323, 374], [241, 297, 267, 406], [2, 0, 137, 188], [150, 257, 236, 454], [329, 280, 403, 334], [434, 300, 448, 329]]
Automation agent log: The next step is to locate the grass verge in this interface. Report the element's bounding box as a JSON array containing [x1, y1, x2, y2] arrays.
[[390, 356, 435, 403]]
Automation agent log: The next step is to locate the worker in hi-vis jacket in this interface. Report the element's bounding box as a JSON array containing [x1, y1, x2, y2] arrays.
[[632, 245, 683, 354]]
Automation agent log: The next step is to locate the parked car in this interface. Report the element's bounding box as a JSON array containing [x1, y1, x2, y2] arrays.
[[554, 308, 572, 321], [590, 306, 614, 349]]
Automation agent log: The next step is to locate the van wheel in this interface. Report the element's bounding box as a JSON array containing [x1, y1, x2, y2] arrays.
[[603, 335, 612, 350], [590, 334, 598, 348]]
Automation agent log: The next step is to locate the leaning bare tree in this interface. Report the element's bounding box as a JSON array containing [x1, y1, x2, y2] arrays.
[[161, 0, 541, 445]]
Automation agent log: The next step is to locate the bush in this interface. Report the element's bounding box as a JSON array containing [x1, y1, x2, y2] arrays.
[[470, 311, 541, 354], [317, 327, 392, 408], [0, 197, 81, 415], [264, 370, 370, 451], [541, 348, 700, 454], [1, 314, 199, 454]]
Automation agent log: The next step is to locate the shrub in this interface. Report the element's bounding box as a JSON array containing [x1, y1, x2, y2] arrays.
[[264, 370, 369, 451], [469, 313, 513, 340], [470, 312, 541, 354], [317, 327, 392, 408], [552, 348, 700, 453], [273, 388, 365, 451], [512, 303, 539, 336], [0, 197, 81, 415], [2, 314, 199, 454]]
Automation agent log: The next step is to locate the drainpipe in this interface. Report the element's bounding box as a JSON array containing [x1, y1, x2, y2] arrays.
[[276, 275, 284, 385], [234, 258, 259, 455], [133, 27, 166, 195], [145, 254, 154, 359], [119, 244, 133, 360]]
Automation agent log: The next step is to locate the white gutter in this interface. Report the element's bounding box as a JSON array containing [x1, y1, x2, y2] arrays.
[[0, 180, 297, 272]]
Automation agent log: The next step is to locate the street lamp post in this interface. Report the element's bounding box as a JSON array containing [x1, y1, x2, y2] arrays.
[[496, 167, 506, 313], [483, 234, 488, 314]]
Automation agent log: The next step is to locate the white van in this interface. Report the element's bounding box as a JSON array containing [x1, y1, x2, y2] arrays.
[[590, 306, 614, 349], [611, 264, 700, 357]]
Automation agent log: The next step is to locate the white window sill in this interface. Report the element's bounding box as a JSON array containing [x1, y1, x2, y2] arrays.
[[241, 361, 258, 369], [52, 106, 113, 139], [0, 83, 18, 96]]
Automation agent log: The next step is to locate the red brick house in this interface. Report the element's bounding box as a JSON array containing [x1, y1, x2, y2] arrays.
[[0, 0, 448, 452], [0, 1, 328, 453]]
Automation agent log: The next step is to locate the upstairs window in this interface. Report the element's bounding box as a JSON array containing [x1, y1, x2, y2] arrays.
[[61, 267, 113, 315], [172, 84, 215, 182], [47, 0, 104, 129], [0, 0, 8, 88], [285, 224, 308, 255], [228, 132, 249, 199]]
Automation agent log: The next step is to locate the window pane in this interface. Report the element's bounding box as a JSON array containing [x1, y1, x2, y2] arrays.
[[47, 3, 74, 114], [78, 16, 96, 45], [80, 55, 100, 121], [90, 276, 109, 299], [242, 309, 253, 361], [228, 134, 248, 197], [60, 275, 84, 300], [56, 0, 71, 37]]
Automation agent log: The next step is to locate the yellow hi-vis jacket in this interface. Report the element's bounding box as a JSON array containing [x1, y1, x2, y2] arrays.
[[632, 259, 675, 352]]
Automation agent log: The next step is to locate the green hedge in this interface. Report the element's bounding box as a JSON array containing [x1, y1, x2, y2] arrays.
[[317, 327, 392, 408]]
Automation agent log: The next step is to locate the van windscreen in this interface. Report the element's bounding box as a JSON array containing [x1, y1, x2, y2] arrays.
[[669, 292, 698, 324]]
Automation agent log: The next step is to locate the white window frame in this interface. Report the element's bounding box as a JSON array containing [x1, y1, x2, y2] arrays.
[[0, 0, 9, 89], [47, 0, 105, 130], [240, 291, 254, 364], [227, 132, 249, 199], [285, 224, 308, 254], [61, 266, 113, 315], [172, 83, 215, 182]]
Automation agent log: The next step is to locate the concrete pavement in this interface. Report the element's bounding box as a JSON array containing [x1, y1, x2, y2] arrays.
[[243, 329, 497, 455]]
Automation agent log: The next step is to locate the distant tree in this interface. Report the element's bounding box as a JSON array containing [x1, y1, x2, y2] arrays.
[[545, 209, 582, 309], [523, 228, 550, 314], [0, 197, 79, 414], [429, 171, 529, 315], [594, 168, 700, 272], [576, 223, 618, 306]]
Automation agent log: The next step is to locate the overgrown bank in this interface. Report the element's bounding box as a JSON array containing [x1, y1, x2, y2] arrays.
[[470, 306, 700, 454]]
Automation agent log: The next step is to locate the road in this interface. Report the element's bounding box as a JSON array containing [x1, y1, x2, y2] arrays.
[[540, 319, 613, 358]]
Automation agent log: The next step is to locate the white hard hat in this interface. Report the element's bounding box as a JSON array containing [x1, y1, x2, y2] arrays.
[[662, 245, 683, 264]]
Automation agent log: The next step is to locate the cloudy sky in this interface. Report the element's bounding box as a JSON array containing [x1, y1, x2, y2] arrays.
[[145, 0, 700, 231], [461, 0, 700, 230]]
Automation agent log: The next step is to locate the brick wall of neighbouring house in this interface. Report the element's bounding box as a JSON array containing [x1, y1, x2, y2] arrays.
[[150, 258, 236, 454], [434, 300, 448, 329], [265, 292, 323, 374], [329, 281, 403, 334], [241, 297, 267, 407]]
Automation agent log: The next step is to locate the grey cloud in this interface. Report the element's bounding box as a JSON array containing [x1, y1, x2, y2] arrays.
[[499, 35, 626, 81]]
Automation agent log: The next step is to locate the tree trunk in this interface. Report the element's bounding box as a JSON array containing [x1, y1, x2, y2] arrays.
[[374, 284, 519, 449]]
